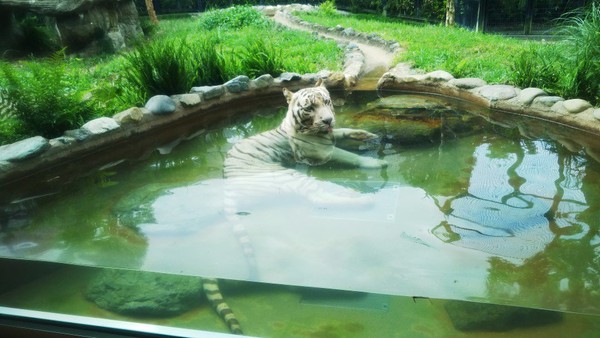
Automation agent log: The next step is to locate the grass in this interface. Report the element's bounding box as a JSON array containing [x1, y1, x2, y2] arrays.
[[298, 11, 535, 84], [0, 7, 343, 145]]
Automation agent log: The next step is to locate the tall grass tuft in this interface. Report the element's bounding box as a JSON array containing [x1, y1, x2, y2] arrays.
[[195, 34, 232, 86], [556, 3, 600, 103], [123, 38, 198, 100], [0, 50, 95, 140], [199, 6, 270, 31], [237, 37, 285, 78]]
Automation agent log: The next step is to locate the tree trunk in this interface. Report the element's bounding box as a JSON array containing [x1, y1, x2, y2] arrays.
[[445, 0, 455, 26], [145, 0, 159, 25]]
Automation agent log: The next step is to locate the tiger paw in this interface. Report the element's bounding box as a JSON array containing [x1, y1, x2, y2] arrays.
[[359, 157, 388, 169], [346, 129, 379, 141]]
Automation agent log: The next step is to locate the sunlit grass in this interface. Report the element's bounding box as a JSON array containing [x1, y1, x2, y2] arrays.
[[298, 11, 537, 84]]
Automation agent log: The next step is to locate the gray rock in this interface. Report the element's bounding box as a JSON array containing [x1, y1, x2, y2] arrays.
[[342, 28, 356, 36], [145, 95, 176, 115], [279, 72, 302, 82], [49, 136, 76, 148], [190, 85, 225, 100], [252, 74, 274, 89], [449, 78, 487, 89], [562, 99, 592, 114], [113, 107, 145, 124], [173, 94, 202, 108], [82, 117, 119, 135], [593, 109, 600, 121], [224, 75, 250, 93], [518, 87, 546, 105], [425, 70, 454, 82], [0, 136, 50, 162], [86, 269, 204, 317], [64, 128, 91, 141], [534, 96, 564, 107], [478, 85, 518, 101]]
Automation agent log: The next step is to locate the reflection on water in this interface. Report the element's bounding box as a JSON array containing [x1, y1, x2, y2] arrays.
[[1, 92, 600, 334]]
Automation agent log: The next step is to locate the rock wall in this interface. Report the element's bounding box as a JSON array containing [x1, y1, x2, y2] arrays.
[[0, 0, 143, 54]]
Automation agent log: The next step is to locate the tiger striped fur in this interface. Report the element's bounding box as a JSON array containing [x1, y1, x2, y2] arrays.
[[202, 278, 243, 335], [223, 80, 387, 279]]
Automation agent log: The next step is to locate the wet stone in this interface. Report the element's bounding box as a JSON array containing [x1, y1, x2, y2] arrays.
[[86, 269, 203, 317], [0, 160, 12, 172], [175, 93, 202, 108], [478, 85, 518, 101], [562, 99, 592, 114], [145, 95, 176, 115], [49, 136, 76, 148], [0, 136, 50, 162], [449, 78, 487, 89], [82, 117, 119, 135], [224, 75, 250, 93]]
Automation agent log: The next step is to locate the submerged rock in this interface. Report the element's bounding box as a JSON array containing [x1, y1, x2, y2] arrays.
[[86, 269, 203, 317], [444, 301, 562, 331]]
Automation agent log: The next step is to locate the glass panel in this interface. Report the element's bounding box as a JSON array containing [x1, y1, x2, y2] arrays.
[[1, 91, 599, 325]]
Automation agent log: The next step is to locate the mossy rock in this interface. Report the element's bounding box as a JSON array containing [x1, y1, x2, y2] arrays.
[[444, 300, 562, 332], [86, 269, 204, 317]]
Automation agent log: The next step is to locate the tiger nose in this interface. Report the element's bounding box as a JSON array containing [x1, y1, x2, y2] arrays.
[[322, 117, 333, 125]]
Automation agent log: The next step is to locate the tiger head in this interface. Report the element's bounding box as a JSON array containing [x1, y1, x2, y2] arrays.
[[281, 79, 335, 135]]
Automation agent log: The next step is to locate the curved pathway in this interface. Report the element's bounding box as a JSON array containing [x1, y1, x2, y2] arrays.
[[272, 10, 397, 89]]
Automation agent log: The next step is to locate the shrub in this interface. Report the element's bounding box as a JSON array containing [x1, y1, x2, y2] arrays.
[[319, 0, 338, 16], [237, 37, 285, 78], [199, 6, 271, 31], [0, 51, 95, 140], [510, 44, 564, 96]]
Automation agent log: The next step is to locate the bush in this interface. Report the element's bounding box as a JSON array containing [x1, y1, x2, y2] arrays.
[[195, 34, 232, 86], [0, 51, 95, 140], [319, 0, 338, 16], [199, 6, 271, 30], [510, 44, 564, 96]]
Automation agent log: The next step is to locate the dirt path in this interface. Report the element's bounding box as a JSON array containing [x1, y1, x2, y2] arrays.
[[272, 11, 396, 89]]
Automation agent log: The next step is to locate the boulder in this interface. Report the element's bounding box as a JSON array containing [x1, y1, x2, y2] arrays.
[[0, 136, 50, 162], [478, 85, 518, 101], [224, 75, 250, 93], [145, 95, 176, 115], [81, 117, 119, 135], [191, 85, 225, 100], [0, 0, 143, 54]]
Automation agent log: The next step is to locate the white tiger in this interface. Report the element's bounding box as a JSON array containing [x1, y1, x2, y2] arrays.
[[223, 79, 387, 277]]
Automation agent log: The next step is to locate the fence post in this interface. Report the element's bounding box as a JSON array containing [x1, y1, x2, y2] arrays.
[[475, 0, 486, 32], [524, 0, 534, 34]]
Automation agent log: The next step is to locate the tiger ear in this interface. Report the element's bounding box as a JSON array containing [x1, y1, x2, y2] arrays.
[[315, 78, 324, 87], [283, 88, 294, 103]]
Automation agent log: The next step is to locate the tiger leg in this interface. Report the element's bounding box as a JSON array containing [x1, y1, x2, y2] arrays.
[[202, 278, 243, 335], [330, 147, 387, 169]]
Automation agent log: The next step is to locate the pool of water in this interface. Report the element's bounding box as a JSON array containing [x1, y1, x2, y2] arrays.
[[1, 91, 600, 335]]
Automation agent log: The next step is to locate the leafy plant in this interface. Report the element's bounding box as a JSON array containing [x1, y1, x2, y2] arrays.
[[194, 34, 232, 86], [319, 0, 338, 16], [0, 51, 95, 140], [237, 37, 285, 78]]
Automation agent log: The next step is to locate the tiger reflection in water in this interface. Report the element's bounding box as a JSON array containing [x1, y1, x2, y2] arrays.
[[223, 79, 387, 272]]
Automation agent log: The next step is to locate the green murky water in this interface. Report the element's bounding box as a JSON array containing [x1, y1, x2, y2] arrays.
[[1, 91, 599, 336]]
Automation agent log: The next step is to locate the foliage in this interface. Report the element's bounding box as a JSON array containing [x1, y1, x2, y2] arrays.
[[198, 5, 271, 30], [123, 38, 199, 100], [511, 3, 600, 104], [0, 51, 95, 140], [319, 0, 338, 16], [237, 36, 285, 78], [195, 34, 232, 86]]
